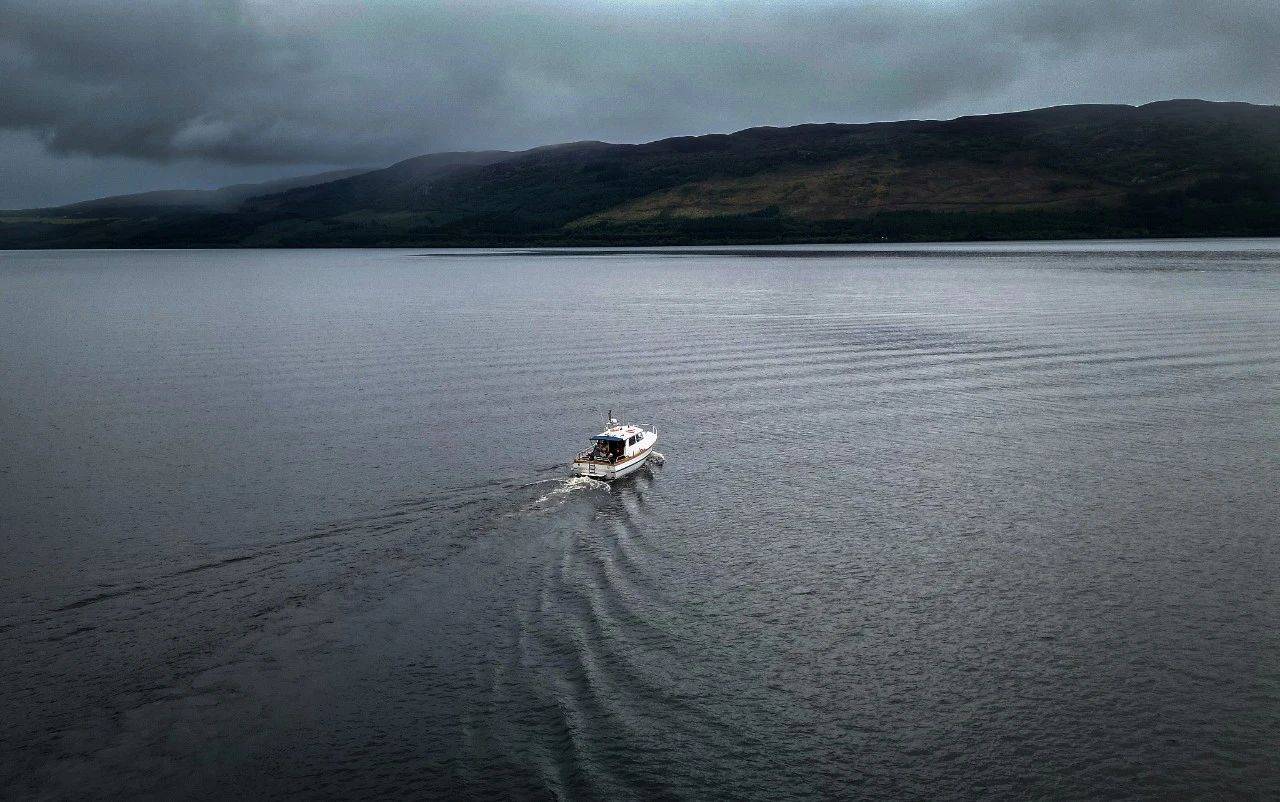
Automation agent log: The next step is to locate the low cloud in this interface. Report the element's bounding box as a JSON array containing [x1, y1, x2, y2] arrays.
[[1, 0, 1277, 169]]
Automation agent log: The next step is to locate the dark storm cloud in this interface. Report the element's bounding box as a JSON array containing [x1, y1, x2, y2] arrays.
[[1, 0, 1277, 169]]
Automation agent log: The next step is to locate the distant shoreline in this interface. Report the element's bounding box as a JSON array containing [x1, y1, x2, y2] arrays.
[[5, 235, 1280, 255]]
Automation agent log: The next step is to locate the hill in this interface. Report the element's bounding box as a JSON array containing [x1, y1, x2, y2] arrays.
[[3, 100, 1279, 247], [59, 168, 371, 214]]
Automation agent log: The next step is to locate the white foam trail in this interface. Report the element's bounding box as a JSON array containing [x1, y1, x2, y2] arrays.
[[531, 475, 611, 507], [647, 451, 665, 465]]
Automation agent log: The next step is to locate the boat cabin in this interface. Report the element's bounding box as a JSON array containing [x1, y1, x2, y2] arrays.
[[582, 425, 646, 463]]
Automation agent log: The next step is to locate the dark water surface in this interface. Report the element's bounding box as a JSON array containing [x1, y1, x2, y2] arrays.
[[2, 242, 1278, 799]]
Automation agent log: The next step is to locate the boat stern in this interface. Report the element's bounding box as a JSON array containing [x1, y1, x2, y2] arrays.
[[571, 459, 612, 480]]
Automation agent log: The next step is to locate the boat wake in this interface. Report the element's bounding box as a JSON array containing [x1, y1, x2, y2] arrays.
[[529, 475, 612, 509], [647, 451, 665, 466]]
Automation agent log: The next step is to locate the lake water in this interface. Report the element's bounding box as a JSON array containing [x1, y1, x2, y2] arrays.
[[2, 242, 1278, 799]]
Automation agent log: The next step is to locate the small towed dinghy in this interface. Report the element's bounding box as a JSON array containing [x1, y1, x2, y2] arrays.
[[571, 412, 658, 481]]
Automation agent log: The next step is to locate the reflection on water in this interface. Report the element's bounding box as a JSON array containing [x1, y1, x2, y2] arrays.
[[1, 242, 1278, 798]]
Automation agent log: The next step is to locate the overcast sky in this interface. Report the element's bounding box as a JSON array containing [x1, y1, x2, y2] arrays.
[[2, 0, 1277, 208]]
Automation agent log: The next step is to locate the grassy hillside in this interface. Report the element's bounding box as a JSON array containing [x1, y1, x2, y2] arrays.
[[3, 100, 1278, 248]]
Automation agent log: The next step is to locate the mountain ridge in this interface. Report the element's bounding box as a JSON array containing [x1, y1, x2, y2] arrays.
[[3, 100, 1278, 247]]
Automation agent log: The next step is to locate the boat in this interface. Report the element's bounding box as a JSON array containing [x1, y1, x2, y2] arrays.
[[571, 413, 658, 481]]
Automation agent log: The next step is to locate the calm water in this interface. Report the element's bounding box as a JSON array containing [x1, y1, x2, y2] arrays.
[[1, 242, 1278, 799]]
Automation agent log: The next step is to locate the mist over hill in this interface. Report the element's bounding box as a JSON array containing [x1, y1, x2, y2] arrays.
[[3, 100, 1279, 248], [56, 169, 372, 214]]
